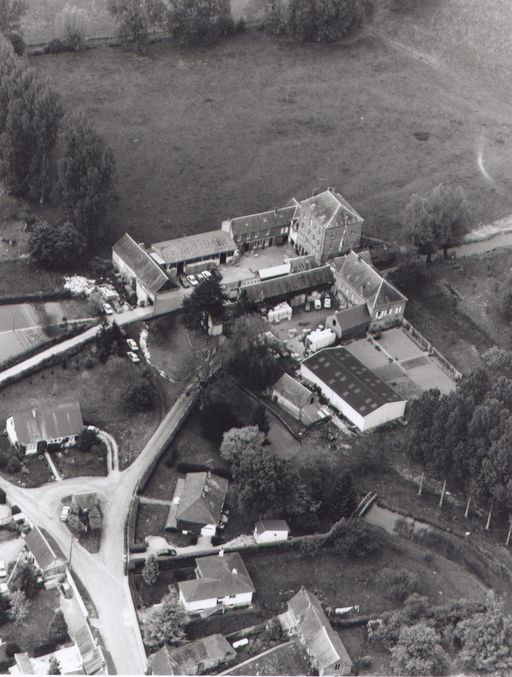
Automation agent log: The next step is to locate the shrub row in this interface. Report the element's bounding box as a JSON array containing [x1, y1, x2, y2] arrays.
[[0, 289, 72, 305]]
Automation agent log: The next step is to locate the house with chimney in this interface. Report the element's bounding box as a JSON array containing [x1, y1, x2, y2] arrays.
[[280, 588, 354, 676], [166, 472, 229, 537], [289, 189, 364, 265], [6, 401, 83, 455], [221, 206, 295, 252], [178, 552, 255, 614]]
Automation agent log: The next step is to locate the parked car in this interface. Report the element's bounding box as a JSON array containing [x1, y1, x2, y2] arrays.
[[186, 275, 199, 287], [156, 548, 177, 557], [60, 582, 72, 599], [0, 583, 8, 594], [180, 276, 190, 288], [324, 297, 332, 309], [127, 351, 140, 364], [60, 506, 71, 522], [314, 298, 322, 310], [0, 561, 7, 579], [126, 338, 139, 352], [202, 270, 212, 280], [102, 303, 114, 315]]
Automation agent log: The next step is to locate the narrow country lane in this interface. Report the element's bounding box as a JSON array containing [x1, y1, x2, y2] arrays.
[[0, 388, 196, 675]]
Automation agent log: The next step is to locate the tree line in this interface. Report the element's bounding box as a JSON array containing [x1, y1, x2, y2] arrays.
[[0, 36, 115, 267], [407, 348, 512, 515]]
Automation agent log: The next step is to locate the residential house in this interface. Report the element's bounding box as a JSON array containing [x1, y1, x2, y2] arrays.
[[112, 233, 174, 306], [6, 401, 83, 455], [254, 519, 290, 544], [148, 634, 236, 675], [221, 205, 295, 252], [151, 230, 237, 275], [166, 472, 229, 537], [241, 265, 334, 306], [280, 588, 353, 676], [301, 347, 407, 431], [23, 526, 66, 582], [326, 304, 371, 341], [333, 251, 407, 327], [272, 373, 313, 420], [10, 645, 83, 676], [289, 189, 364, 265], [178, 552, 255, 613]]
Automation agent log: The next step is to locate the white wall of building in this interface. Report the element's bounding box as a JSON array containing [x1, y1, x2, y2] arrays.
[[254, 529, 289, 544], [179, 589, 253, 613]]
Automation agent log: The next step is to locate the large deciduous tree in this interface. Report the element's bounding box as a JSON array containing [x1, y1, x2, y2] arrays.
[[220, 425, 266, 464], [390, 623, 449, 676], [0, 0, 26, 53], [142, 590, 186, 650], [456, 605, 512, 673], [56, 111, 115, 240], [108, 0, 165, 52], [166, 0, 233, 46], [49, 610, 69, 642], [182, 278, 227, 331], [287, 0, 374, 42], [28, 221, 87, 269], [402, 184, 470, 261]]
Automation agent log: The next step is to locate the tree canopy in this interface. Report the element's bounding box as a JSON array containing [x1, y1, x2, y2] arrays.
[[286, 0, 374, 42], [402, 184, 470, 261], [28, 221, 86, 269], [142, 590, 186, 650], [390, 623, 449, 676], [0, 0, 26, 53], [182, 278, 227, 331], [166, 0, 233, 46], [108, 0, 165, 52]]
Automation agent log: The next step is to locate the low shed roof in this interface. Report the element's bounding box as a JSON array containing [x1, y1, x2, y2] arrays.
[[244, 265, 333, 304], [152, 230, 237, 266]]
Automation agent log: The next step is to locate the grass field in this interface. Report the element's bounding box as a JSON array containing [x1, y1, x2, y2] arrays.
[[28, 20, 512, 249]]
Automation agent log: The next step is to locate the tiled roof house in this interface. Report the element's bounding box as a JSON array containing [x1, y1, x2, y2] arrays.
[[166, 472, 229, 537]]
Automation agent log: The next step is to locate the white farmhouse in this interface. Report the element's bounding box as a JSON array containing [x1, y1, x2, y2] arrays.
[[178, 552, 255, 614], [300, 347, 407, 431], [6, 401, 83, 455], [254, 519, 290, 544]]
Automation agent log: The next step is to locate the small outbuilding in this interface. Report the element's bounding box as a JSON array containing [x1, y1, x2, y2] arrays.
[[148, 634, 236, 675], [326, 304, 371, 341], [254, 519, 290, 544]]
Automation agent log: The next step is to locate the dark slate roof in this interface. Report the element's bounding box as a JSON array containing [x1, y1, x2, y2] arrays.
[[301, 347, 404, 416], [152, 230, 237, 266], [227, 206, 295, 236], [254, 519, 289, 535], [179, 553, 255, 603], [167, 472, 228, 530], [10, 401, 83, 446], [113, 233, 170, 294], [298, 190, 363, 230], [243, 265, 334, 304], [151, 635, 236, 675], [335, 251, 406, 310], [287, 588, 353, 674], [24, 527, 64, 571], [328, 304, 371, 332], [273, 373, 312, 409]]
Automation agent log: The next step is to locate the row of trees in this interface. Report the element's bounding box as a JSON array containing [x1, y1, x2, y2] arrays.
[[0, 37, 115, 266], [407, 348, 512, 515]]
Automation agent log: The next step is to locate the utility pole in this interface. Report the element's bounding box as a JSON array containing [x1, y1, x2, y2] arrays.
[[485, 501, 494, 531], [439, 479, 446, 508], [418, 472, 424, 497], [464, 496, 471, 519]]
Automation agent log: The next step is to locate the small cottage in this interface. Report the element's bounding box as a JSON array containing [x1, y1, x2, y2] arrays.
[[254, 519, 290, 544], [149, 635, 236, 675]]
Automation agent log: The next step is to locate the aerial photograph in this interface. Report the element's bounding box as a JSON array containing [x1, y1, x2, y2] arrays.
[[2, 0, 512, 675]]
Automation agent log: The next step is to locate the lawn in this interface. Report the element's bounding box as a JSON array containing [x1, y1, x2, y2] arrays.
[[0, 587, 61, 652], [0, 347, 162, 472], [133, 567, 195, 608], [29, 20, 512, 250], [54, 444, 108, 479], [135, 503, 169, 544]]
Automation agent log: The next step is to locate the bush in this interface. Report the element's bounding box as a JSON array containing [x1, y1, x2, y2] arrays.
[[0, 489, 6, 505], [0, 454, 8, 469], [11, 505, 21, 515], [44, 38, 69, 54], [125, 382, 156, 412], [8, 31, 24, 55], [32, 641, 57, 658], [76, 428, 99, 453], [381, 568, 419, 602], [49, 610, 68, 642], [391, 623, 448, 676], [55, 4, 90, 50], [6, 456, 21, 474], [332, 520, 379, 559], [5, 643, 20, 659]]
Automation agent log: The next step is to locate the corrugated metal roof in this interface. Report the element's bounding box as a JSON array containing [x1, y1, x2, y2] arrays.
[[301, 347, 404, 416], [152, 230, 237, 266], [113, 233, 170, 294], [10, 401, 83, 447], [244, 265, 333, 304]]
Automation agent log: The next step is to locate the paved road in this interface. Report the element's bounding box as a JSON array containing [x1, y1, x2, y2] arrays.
[[0, 388, 196, 675]]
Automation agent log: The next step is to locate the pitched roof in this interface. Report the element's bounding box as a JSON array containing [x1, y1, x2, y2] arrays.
[[167, 472, 229, 530], [298, 190, 363, 230], [113, 233, 170, 294], [24, 527, 64, 571], [72, 493, 98, 511], [10, 401, 83, 446], [254, 519, 289, 535], [152, 230, 237, 266], [73, 624, 104, 674], [287, 589, 353, 673], [335, 251, 406, 310], [151, 635, 236, 675], [227, 206, 295, 236], [301, 347, 405, 417], [14, 653, 35, 674], [273, 373, 312, 409], [243, 265, 333, 304], [329, 304, 371, 332], [179, 553, 255, 603]]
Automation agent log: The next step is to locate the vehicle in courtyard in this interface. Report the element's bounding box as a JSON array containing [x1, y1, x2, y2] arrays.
[[187, 275, 199, 287], [127, 351, 140, 363], [60, 506, 71, 522], [126, 338, 139, 352], [102, 303, 114, 315]]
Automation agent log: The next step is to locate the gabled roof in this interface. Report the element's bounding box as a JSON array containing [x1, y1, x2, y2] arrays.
[[287, 588, 353, 673], [301, 347, 405, 417], [243, 265, 334, 304], [298, 190, 364, 230], [9, 401, 83, 446], [24, 527, 64, 571], [179, 553, 255, 603], [73, 624, 104, 674], [72, 493, 98, 512], [151, 635, 236, 675], [255, 519, 289, 535], [167, 472, 229, 530], [113, 233, 170, 294], [335, 251, 406, 310], [273, 373, 312, 409], [329, 304, 371, 332], [152, 230, 237, 266], [226, 206, 295, 236]]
